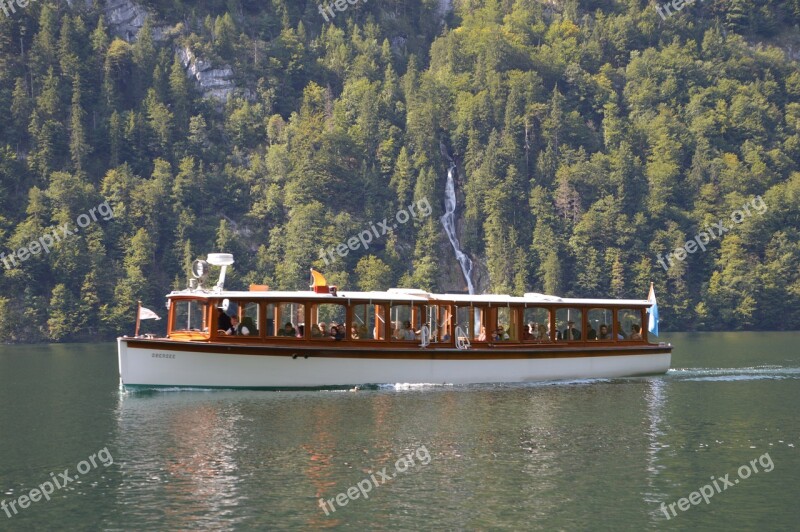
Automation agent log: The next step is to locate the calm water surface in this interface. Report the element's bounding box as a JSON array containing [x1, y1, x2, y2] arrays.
[[0, 332, 798, 530]]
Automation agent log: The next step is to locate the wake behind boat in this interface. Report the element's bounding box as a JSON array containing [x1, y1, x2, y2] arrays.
[[117, 254, 671, 389]]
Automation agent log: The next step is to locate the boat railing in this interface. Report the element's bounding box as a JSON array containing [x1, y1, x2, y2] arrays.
[[419, 324, 431, 348], [455, 326, 470, 350]]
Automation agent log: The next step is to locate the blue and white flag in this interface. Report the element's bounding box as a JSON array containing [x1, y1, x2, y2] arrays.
[[648, 283, 659, 337]]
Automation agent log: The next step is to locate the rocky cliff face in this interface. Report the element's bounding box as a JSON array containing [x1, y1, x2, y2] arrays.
[[178, 47, 242, 102], [103, 0, 243, 102], [104, 0, 150, 41]]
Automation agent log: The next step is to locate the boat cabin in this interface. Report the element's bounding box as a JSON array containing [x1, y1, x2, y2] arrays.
[[165, 288, 654, 347]]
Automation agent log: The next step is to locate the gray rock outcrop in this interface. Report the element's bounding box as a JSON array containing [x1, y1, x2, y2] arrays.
[[104, 0, 150, 41], [178, 46, 241, 102]]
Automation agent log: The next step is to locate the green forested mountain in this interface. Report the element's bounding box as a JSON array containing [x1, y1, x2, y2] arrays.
[[0, 0, 799, 342]]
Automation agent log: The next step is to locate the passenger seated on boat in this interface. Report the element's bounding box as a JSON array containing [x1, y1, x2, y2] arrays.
[[477, 327, 487, 341], [331, 325, 345, 340], [402, 321, 416, 341], [587, 326, 597, 340], [297, 324, 305, 338], [615, 322, 626, 340], [279, 322, 296, 337], [319, 322, 328, 336], [350, 324, 360, 339], [494, 326, 509, 341], [629, 324, 643, 341], [562, 321, 581, 340], [538, 323, 550, 341], [311, 324, 323, 337], [522, 323, 533, 340], [226, 315, 250, 336], [598, 324, 611, 340]]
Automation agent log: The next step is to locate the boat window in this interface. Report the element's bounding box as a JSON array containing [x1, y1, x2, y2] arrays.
[[425, 305, 437, 341], [376, 304, 387, 340], [456, 307, 469, 340], [349, 303, 386, 340], [587, 308, 613, 341], [222, 300, 260, 336], [389, 304, 421, 341], [171, 300, 208, 333], [555, 308, 583, 341], [422, 305, 448, 343], [265, 303, 276, 336], [616, 309, 644, 341], [496, 307, 518, 341], [436, 305, 453, 342], [309, 303, 347, 339], [473, 307, 487, 340], [274, 302, 304, 338], [523, 307, 552, 342]]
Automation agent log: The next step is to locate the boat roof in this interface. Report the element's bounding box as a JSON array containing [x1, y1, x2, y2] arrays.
[[167, 288, 652, 307]]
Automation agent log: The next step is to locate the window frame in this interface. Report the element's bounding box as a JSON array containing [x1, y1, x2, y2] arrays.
[[587, 308, 614, 342], [211, 299, 263, 340], [169, 298, 210, 335], [270, 301, 306, 340], [388, 303, 423, 342], [435, 304, 454, 344], [555, 307, 584, 342], [473, 306, 489, 341], [309, 302, 348, 340], [522, 306, 553, 343], [616, 308, 646, 342]]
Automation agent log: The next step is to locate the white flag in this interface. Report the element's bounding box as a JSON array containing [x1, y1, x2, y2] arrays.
[[138, 306, 161, 320]]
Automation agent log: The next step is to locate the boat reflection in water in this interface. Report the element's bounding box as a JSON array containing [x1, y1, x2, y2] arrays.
[[114, 392, 246, 528], [113, 389, 447, 528]]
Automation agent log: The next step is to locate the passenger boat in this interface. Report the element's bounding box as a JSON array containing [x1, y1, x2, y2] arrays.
[[117, 254, 671, 389]]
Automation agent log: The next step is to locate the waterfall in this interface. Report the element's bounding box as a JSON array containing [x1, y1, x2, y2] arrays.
[[440, 161, 475, 294]]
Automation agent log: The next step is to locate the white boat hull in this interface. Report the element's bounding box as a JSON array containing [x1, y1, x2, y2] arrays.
[[118, 338, 671, 389]]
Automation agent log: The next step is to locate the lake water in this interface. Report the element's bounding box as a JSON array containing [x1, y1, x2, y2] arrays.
[[0, 332, 798, 530]]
